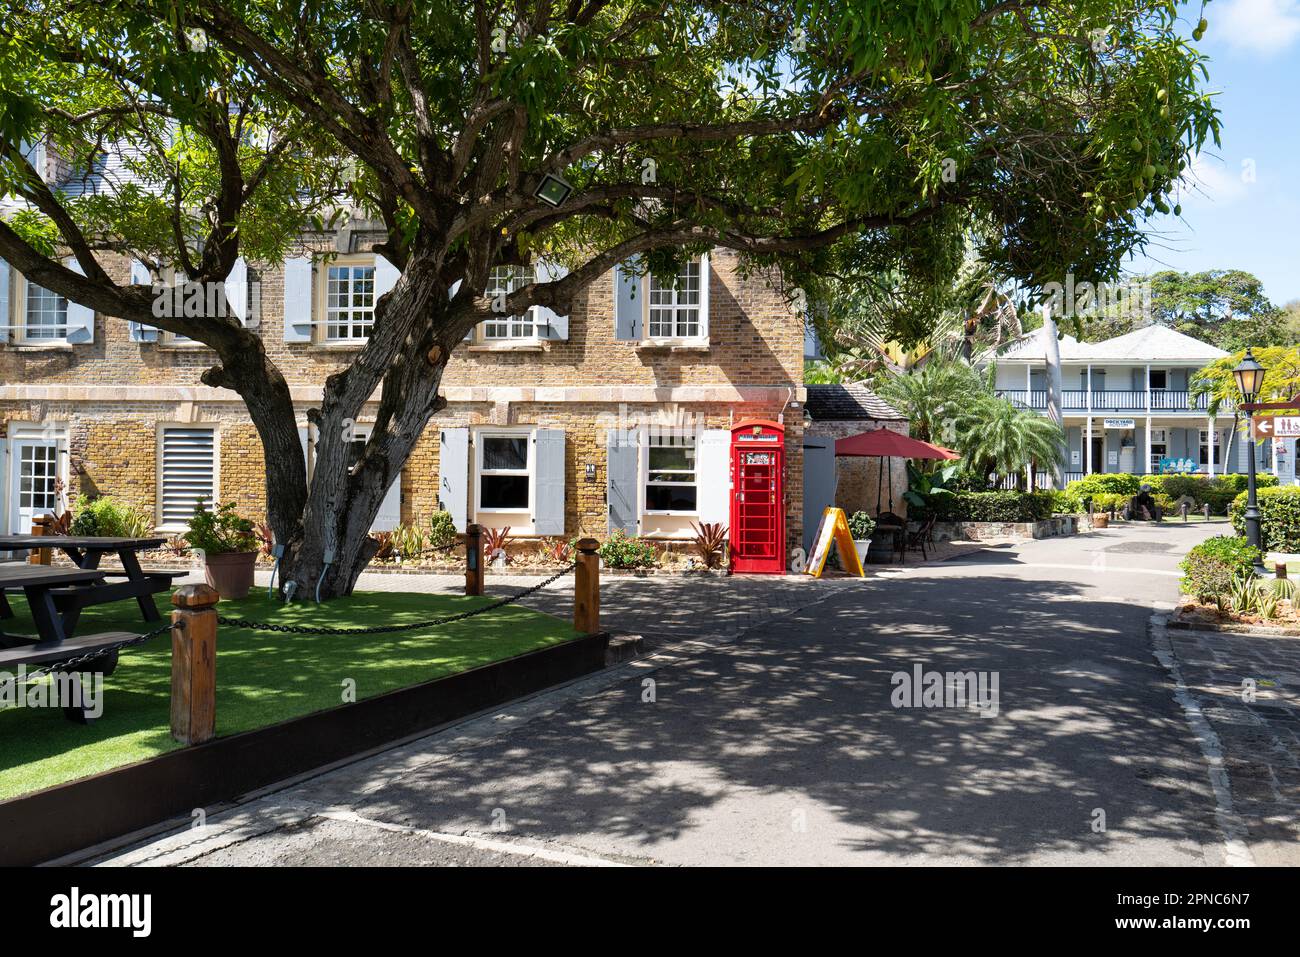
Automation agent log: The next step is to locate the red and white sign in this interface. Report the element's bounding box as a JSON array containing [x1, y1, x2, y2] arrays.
[[1252, 416, 1300, 438]]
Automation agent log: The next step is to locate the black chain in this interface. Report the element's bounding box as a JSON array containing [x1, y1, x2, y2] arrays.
[[13, 618, 182, 683], [216, 563, 576, 636]]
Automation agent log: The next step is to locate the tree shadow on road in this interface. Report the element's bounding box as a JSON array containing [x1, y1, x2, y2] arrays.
[[331, 572, 1220, 865]]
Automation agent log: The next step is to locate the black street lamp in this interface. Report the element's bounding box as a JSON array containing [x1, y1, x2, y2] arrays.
[[1233, 348, 1268, 573]]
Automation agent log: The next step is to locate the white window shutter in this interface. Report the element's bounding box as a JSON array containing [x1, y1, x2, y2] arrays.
[[533, 428, 566, 535], [371, 474, 401, 532], [439, 428, 469, 531], [614, 256, 642, 341], [534, 260, 569, 341], [0, 260, 9, 343], [282, 256, 312, 342], [127, 260, 159, 342], [224, 257, 250, 326], [696, 429, 730, 524], [698, 252, 711, 340], [64, 258, 94, 344], [374, 254, 400, 300], [160, 426, 216, 529]]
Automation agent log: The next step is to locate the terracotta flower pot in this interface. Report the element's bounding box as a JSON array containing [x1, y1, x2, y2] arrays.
[[203, 550, 258, 599], [1092, 514, 1110, 529]]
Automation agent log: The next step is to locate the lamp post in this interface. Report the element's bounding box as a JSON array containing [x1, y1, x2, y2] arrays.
[[1233, 348, 1267, 573]]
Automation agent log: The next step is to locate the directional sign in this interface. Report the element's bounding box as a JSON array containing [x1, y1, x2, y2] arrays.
[[1252, 415, 1300, 439]]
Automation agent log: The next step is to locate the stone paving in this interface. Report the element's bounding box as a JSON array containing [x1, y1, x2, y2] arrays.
[[1158, 622, 1300, 865]]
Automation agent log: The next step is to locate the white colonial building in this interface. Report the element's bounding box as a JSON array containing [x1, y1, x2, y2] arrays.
[[991, 326, 1285, 484]]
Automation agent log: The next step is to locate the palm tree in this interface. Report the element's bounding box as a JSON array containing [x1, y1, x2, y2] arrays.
[[957, 396, 1066, 488], [878, 357, 992, 446]]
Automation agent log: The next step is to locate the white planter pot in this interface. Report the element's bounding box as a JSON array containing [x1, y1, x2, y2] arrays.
[[854, 540, 871, 566]]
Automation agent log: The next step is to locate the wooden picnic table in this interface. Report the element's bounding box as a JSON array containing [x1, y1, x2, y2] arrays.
[[0, 563, 108, 645], [0, 563, 142, 721], [0, 535, 180, 636]]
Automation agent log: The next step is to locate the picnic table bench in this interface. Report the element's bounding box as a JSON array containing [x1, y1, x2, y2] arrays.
[[0, 564, 138, 721], [0, 535, 182, 635]]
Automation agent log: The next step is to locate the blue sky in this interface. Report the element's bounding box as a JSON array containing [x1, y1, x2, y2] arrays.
[[1126, 0, 1300, 304]]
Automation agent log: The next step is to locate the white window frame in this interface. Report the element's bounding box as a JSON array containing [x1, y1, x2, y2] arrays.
[[479, 266, 539, 342], [474, 428, 534, 516], [645, 259, 702, 341], [156, 424, 219, 532], [640, 429, 700, 517], [6, 273, 71, 344], [318, 255, 376, 343]]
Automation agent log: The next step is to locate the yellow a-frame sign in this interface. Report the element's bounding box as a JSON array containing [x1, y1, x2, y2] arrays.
[[804, 507, 865, 578]]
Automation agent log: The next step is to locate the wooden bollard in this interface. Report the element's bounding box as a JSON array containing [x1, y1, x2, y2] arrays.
[[574, 537, 600, 635], [1276, 563, 1288, 580], [170, 583, 219, 745], [464, 523, 484, 596], [29, 514, 51, 566]]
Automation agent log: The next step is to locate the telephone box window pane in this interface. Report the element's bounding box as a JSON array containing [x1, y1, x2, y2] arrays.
[[480, 474, 529, 509]]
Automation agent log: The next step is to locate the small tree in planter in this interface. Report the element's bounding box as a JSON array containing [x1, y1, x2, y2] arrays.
[[187, 500, 259, 599], [847, 512, 877, 567]]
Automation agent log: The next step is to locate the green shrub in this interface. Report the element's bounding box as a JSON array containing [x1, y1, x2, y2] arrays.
[[598, 530, 658, 569], [1066, 473, 1143, 498], [185, 500, 257, 555], [916, 490, 1054, 523], [1050, 490, 1082, 514], [1179, 535, 1261, 600], [1141, 473, 1278, 515], [68, 494, 153, 538], [428, 510, 457, 549], [1090, 492, 1128, 512], [1229, 485, 1300, 551]]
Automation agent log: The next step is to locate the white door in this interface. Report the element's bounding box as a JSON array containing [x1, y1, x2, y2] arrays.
[[9, 440, 60, 534]]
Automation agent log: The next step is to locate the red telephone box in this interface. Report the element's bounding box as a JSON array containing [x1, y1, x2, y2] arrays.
[[729, 420, 786, 574]]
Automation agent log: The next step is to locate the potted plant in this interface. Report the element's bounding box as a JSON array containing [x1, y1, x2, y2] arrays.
[[187, 500, 259, 599], [847, 511, 877, 567]]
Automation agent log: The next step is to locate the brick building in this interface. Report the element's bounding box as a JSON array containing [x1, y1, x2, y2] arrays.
[[1, 231, 837, 561]]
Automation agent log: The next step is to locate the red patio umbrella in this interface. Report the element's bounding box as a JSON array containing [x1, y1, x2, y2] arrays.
[[834, 430, 960, 460], [833, 429, 960, 518]]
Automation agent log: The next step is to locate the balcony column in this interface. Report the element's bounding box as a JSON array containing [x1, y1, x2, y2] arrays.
[[1086, 364, 1092, 413], [1145, 363, 1151, 411], [1145, 415, 1152, 475]]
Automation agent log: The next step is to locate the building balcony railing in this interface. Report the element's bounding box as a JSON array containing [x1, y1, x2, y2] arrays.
[[996, 389, 1227, 414]]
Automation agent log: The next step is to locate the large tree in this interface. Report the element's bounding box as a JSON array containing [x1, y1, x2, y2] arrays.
[[0, 1, 1219, 596]]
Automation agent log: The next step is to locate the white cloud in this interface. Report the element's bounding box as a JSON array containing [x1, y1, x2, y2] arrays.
[[1213, 0, 1300, 55], [1179, 154, 1251, 207]]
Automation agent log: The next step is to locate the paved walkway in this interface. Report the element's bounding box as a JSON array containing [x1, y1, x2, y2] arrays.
[[101, 522, 1298, 866]]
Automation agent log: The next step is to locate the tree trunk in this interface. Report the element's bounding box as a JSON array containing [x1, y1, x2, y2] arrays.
[[268, 247, 458, 600]]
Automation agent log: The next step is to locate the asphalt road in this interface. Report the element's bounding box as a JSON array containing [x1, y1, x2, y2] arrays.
[[103, 521, 1253, 867]]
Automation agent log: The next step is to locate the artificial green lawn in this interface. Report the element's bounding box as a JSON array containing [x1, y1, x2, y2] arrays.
[[0, 588, 579, 801]]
